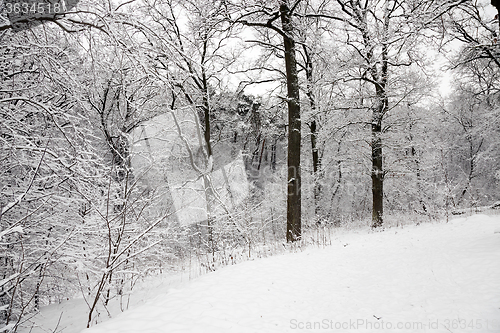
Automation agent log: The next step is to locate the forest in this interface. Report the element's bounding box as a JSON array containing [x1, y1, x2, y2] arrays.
[[1, 0, 499, 331]]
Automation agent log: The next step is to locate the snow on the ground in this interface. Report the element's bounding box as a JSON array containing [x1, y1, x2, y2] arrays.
[[19, 270, 196, 333], [27, 214, 500, 333]]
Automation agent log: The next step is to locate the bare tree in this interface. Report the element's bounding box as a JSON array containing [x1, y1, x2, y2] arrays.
[[231, 0, 303, 242], [0, 26, 108, 331], [302, 0, 467, 227], [448, 1, 500, 69]]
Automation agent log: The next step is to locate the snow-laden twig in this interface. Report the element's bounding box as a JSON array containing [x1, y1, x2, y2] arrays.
[[0, 274, 20, 289], [108, 210, 173, 269], [109, 240, 161, 272], [0, 142, 47, 217], [0, 226, 23, 240]]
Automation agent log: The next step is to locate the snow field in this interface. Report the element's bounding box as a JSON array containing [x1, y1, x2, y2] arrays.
[[80, 214, 500, 333]]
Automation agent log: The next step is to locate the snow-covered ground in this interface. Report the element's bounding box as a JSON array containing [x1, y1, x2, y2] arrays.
[[24, 214, 500, 333]]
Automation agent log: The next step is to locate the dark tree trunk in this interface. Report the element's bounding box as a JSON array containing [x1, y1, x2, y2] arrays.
[[493, 0, 500, 11], [371, 80, 387, 228], [201, 67, 213, 159], [303, 45, 321, 217], [310, 120, 320, 213], [201, 64, 214, 249], [98, 84, 130, 183], [280, 2, 301, 242], [271, 140, 277, 172], [370, 13, 389, 228], [258, 137, 266, 170], [371, 96, 384, 228], [411, 145, 427, 213], [491, 0, 500, 31]]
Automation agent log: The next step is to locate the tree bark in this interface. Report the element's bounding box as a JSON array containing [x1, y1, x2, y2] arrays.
[[410, 144, 427, 213], [370, 5, 390, 228], [371, 94, 384, 228], [280, 2, 302, 242], [371, 49, 388, 227], [303, 45, 321, 218], [201, 70, 213, 159], [491, 1, 500, 31]]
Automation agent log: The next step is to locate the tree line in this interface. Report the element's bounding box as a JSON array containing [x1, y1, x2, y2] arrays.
[[1, 0, 499, 330]]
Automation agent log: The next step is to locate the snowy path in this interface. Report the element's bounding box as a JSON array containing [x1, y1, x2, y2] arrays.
[[82, 214, 500, 333]]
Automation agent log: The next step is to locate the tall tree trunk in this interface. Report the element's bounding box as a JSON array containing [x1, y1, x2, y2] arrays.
[[271, 139, 277, 172], [310, 120, 320, 211], [303, 45, 321, 218], [411, 146, 427, 213], [370, 59, 388, 228], [201, 69, 213, 159], [457, 137, 482, 206], [280, 2, 301, 242], [201, 64, 214, 250], [371, 94, 384, 228], [370, 5, 389, 228]]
